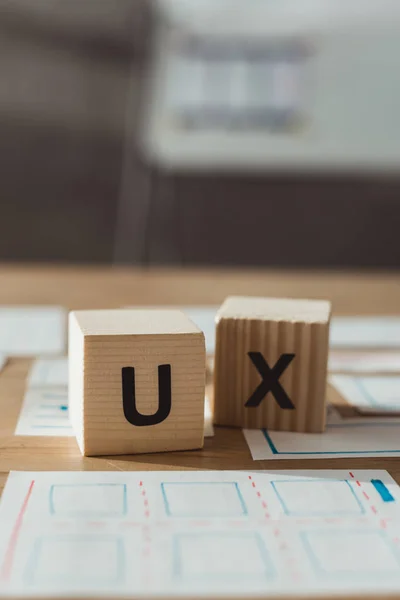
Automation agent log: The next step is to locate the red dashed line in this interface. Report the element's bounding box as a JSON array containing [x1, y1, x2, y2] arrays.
[[143, 529, 151, 543], [139, 480, 152, 583], [248, 475, 270, 519], [1, 480, 35, 582], [249, 475, 300, 582], [139, 482, 150, 518], [274, 526, 301, 582], [249, 475, 301, 583], [349, 472, 379, 519], [380, 519, 387, 529]]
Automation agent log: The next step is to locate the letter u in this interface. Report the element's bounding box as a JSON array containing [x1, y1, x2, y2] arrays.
[[122, 365, 172, 426]]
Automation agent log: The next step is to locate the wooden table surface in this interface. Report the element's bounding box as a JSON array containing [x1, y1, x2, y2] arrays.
[[1, 264, 400, 494]]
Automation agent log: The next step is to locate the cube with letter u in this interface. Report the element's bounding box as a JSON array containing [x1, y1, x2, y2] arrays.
[[213, 296, 331, 433], [68, 310, 206, 456]]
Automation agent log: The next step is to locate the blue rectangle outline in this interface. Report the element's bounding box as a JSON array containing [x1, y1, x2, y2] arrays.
[[300, 529, 400, 577], [24, 535, 125, 585], [49, 483, 127, 517], [262, 423, 400, 455], [270, 479, 365, 516], [161, 482, 247, 517], [172, 531, 275, 580]]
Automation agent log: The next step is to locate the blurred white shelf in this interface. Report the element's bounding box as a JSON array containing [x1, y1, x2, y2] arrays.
[[141, 0, 400, 172]]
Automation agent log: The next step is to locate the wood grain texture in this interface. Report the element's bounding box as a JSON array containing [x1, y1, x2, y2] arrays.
[[213, 296, 331, 432], [69, 309, 206, 456]]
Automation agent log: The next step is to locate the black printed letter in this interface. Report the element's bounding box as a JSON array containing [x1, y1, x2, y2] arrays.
[[122, 365, 172, 426], [245, 352, 295, 410]]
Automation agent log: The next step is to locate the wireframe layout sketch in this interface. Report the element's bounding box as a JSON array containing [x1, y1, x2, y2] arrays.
[[1, 470, 400, 598]]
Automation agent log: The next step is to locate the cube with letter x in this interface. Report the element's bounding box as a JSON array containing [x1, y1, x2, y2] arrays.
[[213, 296, 331, 432], [69, 309, 206, 456]]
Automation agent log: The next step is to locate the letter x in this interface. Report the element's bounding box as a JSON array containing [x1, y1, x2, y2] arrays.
[[245, 352, 295, 410]]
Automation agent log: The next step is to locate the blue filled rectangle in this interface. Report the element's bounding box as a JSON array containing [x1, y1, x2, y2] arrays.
[[371, 479, 395, 502]]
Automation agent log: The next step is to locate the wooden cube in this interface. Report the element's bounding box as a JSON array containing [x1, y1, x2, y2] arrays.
[[69, 309, 206, 456], [213, 296, 331, 432]]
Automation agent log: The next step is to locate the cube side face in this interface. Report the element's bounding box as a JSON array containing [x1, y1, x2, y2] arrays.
[[82, 332, 206, 456], [68, 313, 85, 453], [213, 316, 330, 433]]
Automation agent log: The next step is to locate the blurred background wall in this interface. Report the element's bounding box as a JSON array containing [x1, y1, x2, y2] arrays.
[[1, 0, 400, 268]]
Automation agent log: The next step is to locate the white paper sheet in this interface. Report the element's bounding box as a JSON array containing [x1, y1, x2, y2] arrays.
[[15, 387, 214, 439], [244, 420, 400, 460], [1, 469, 400, 598], [27, 358, 68, 388], [326, 402, 400, 426], [0, 307, 66, 356], [330, 375, 400, 414], [330, 316, 400, 349], [329, 350, 400, 373], [15, 388, 73, 436]]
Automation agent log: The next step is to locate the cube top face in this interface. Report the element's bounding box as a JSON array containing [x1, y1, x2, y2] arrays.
[[216, 296, 331, 324], [71, 309, 202, 337], [68, 310, 206, 456]]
